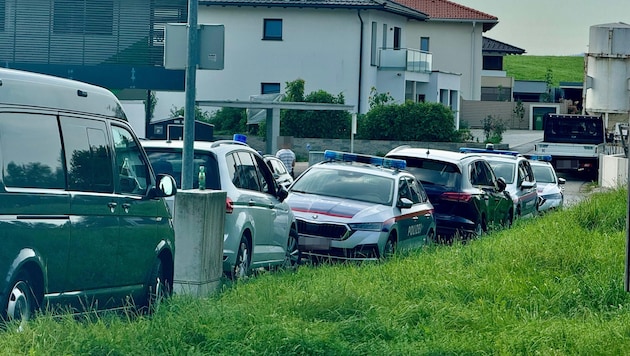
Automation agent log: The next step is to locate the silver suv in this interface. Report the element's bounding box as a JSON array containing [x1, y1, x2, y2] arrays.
[[141, 139, 299, 279]]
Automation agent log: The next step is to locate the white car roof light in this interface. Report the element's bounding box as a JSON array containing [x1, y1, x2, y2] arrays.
[[324, 150, 407, 170]]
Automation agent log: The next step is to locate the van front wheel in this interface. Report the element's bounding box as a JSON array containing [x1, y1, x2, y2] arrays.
[[5, 271, 35, 331], [145, 259, 171, 314]]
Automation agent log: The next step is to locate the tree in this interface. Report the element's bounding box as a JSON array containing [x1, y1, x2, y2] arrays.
[[169, 105, 212, 123], [280, 79, 351, 139], [482, 115, 507, 144], [541, 68, 554, 103]]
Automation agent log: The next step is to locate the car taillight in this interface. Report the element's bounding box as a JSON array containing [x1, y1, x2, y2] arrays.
[[441, 192, 472, 202], [226, 197, 234, 214]]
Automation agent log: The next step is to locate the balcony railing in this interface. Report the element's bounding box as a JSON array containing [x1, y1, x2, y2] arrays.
[[378, 48, 432, 73]]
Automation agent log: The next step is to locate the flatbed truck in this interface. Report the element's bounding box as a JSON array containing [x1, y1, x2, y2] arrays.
[[533, 113, 622, 175]]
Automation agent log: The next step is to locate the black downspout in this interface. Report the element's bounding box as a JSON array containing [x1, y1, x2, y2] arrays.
[[357, 10, 364, 114]]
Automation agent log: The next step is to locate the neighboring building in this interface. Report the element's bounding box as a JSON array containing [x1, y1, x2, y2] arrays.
[[169, 0, 500, 129], [148, 116, 214, 142], [480, 37, 525, 102], [1, 0, 500, 130], [1, 0, 187, 93]]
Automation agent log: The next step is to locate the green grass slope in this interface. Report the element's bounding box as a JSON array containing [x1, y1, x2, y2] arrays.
[[504, 55, 585, 86], [1, 189, 629, 354]]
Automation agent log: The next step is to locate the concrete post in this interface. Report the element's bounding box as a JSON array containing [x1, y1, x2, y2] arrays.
[[173, 190, 226, 297]]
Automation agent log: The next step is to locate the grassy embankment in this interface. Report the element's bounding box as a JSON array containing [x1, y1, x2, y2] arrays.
[[1, 188, 629, 354], [504, 55, 585, 86]]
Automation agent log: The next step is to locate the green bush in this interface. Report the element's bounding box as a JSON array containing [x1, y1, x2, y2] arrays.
[[357, 101, 458, 141], [279, 79, 351, 139]]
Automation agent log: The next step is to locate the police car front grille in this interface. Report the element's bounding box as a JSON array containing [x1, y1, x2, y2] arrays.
[[297, 219, 349, 240]]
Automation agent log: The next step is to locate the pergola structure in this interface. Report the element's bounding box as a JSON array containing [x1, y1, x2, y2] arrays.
[[196, 100, 355, 154]]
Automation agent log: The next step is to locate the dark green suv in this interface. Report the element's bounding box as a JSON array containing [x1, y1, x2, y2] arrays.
[[0, 68, 176, 329]]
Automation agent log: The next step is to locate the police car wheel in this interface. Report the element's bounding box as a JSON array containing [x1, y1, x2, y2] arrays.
[[383, 235, 396, 258]]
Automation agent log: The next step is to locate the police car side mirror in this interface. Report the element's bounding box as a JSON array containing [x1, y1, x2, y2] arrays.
[[397, 197, 413, 209], [496, 177, 507, 192], [277, 185, 289, 202]]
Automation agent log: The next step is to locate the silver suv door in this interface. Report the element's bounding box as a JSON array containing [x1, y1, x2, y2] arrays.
[[232, 151, 288, 265]]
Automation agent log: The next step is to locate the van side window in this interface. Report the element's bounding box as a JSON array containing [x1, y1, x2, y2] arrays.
[[110, 125, 150, 195], [0, 114, 65, 189], [235, 151, 262, 192], [61, 117, 114, 193]]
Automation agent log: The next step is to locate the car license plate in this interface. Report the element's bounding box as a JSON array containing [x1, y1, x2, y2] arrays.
[[299, 236, 331, 251]]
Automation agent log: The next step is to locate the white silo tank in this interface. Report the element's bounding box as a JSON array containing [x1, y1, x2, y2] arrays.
[[584, 22, 630, 115]]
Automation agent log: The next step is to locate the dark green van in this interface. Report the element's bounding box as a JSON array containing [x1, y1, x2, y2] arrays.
[[0, 68, 176, 328]]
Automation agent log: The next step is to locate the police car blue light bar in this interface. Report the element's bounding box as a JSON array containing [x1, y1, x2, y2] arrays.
[[524, 154, 552, 162], [324, 150, 406, 170], [459, 147, 520, 156]]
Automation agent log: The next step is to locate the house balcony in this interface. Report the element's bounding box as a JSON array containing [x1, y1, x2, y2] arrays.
[[378, 48, 432, 73]]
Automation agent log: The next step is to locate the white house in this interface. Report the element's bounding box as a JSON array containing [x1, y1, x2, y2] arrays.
[[154, 0, 498, 129]]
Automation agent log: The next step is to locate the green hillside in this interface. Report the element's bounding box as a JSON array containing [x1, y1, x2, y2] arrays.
[[504, 55, 585, 86]]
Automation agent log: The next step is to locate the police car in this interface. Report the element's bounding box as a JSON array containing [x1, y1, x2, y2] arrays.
[[527, 155, 565, 212], [286, 150, 436, 261], [460, 146, 538, 219]]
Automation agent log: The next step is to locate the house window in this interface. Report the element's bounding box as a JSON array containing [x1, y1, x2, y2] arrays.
[[261, 83, 280, 94], [440, 89, 448, 105], [420, 37, 429, 51], [53, 0, 114, 35], [371, 22, 377, 66], [263, 19, 282, 40], [393, 27, 401, 49], [382, 24, 387, 48], [483, 56, 503, 71]]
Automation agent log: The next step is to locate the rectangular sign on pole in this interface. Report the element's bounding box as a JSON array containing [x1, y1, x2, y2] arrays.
[[164, 23, 225, 70]]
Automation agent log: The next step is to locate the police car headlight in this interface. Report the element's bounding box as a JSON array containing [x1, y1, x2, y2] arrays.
[[348, 222, 383, 231]]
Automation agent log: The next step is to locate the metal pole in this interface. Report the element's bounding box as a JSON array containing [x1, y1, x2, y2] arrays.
[[625, 111, 630, 292], [182, 0, 199, 190]]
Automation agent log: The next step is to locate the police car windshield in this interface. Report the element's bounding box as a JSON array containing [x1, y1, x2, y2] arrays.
[[531, 165, 555, 184], [486, 161, 515, 184], [290, 166, 394, 205]]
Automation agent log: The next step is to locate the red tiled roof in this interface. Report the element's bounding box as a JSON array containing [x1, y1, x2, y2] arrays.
[[394, 0, 497, 20]]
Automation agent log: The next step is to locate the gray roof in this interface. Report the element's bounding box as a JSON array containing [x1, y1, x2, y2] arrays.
[[199, 0, 429, 21], [514, 80, 546, 94], [483, 37, 525, 55]]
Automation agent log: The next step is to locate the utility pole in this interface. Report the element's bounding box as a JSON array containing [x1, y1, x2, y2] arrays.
[[182, 0, 198, 190]]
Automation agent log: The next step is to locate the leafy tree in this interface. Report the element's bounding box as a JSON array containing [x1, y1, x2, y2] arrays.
[[169, 106, 247, 134], [541, 68, 554, 103], [170, 105, 212, 123], [368, 87, 395, 109], [209, 107, 247, 133], [280, 79, 351, 139], [512, 100, 525, 124], [482, 115, 507, 144]]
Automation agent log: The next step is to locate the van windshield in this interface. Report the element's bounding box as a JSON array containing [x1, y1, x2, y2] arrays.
[[146, 150, 220, 190]]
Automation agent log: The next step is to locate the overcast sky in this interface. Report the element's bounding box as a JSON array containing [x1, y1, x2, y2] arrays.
[[453, 0, 630, 56]]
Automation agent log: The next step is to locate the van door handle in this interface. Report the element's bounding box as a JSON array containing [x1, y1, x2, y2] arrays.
[[248, 200, 256, 206], [122, 203, 131, 213], [108, 202, 117, 213]]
